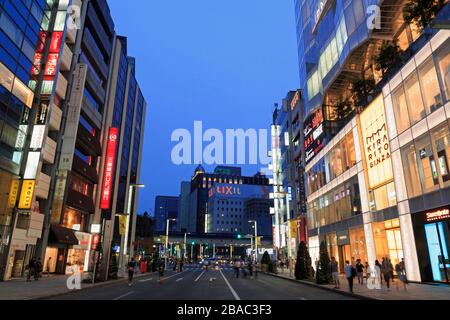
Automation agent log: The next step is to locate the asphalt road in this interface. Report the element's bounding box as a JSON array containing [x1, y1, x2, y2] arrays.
[[49, 265, 357, 300]]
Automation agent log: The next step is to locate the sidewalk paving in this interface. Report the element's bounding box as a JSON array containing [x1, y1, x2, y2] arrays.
[[0, 272, 149, 300], [270, 268, 450, 300]]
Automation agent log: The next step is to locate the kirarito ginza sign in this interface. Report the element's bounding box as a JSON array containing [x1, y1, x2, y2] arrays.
[[100, 128, 119, 209], [360, 95, 393, 189]]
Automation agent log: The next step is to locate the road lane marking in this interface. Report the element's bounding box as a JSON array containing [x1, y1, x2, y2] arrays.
[[139, 278, 153, 282], [113, 291, 134, 300], [176, 278, 183, 282], [219, 269, 241, 301], [299, 297, 307, 300], [163, 270, 188, 281], [195, 270, 206, 282]]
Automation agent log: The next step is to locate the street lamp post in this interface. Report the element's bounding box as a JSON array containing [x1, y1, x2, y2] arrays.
[[165, 218, 176, 269], [118, 183, 144, 277], [249, 220, 258, 262]]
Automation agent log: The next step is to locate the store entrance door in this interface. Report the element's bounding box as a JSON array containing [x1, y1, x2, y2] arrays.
[[338, 245, 351, 273], [55, 248, 66, 274], [425, 221, 450, 283]]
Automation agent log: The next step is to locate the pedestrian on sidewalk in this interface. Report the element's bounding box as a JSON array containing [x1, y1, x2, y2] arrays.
[[330, 257, 340, 289], [234, 259, 241, 278], [45, 257, 52, 276], [356, 259, 364, 285], [179, 259, 184, 272], [395, 258, 408, 291], [127, 258, 136, 286], [345, 260, 356, 294], [26, 257, 36, 282], [383, 258, 393, 289], [374, 260, 382, 286], [381, 257, 386, 285], [158, 259, 165, 284], [364, 261, 370, 280], [34, 258, 42, 281]]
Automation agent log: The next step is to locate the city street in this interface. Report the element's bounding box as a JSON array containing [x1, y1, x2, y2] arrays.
[[48, 265, 357, 300]]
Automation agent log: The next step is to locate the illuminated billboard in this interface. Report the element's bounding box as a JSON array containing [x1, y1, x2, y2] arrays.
[[100, 128, 119, 209], [304, 107, 326, 164], [359, 95, 393, 189]]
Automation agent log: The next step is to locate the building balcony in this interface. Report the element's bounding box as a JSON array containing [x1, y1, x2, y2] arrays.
[[293, 143, 302, 161], [35, 172, 51, 200], [72, 154, 99, 184], [85, 67, 106, 105], [94, 0, 115, 37], [76, 123, 102, 156], [82, 31, 109, 80], [56, 72, 68, 100], [43, 137, 57, 164], [60, 42, 73, 71], [66, 188, 95, 214], [81, 96, 102, 129], [86, 4, 112, 56], [49, 104, 62, 131]]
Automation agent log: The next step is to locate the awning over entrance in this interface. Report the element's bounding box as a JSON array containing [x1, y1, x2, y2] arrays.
[[49, 224, 79, 245]]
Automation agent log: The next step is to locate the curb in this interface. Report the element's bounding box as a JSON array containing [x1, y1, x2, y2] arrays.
[[30, 273, 152, 300], [263, 272, 378, 300]]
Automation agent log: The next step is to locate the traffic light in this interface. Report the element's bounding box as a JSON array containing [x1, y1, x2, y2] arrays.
[[191, 241, 195, 245], [237, 234, 243, 239]]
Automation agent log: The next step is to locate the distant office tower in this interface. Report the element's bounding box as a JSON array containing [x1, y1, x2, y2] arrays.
[[154, 196, 179, 233]]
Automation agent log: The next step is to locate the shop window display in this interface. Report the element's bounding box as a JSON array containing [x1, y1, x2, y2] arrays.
[[349, 227, 367, 263], [373, 219, 403, 267], [416, 133, 440, 193], [401, 143, 423, 198], [432, 123, 450, 187]]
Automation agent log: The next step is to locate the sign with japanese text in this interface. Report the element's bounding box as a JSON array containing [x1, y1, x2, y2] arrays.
[[100, 128, 119, 209], [18, 180, 35, 209]]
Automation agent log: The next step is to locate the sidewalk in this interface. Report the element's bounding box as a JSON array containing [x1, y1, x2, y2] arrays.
[[0, 271, 149, 300], [270, 268, 450, 300]]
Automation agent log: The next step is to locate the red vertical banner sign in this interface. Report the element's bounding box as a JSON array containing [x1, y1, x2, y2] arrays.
[[100, 128, 119, 209]]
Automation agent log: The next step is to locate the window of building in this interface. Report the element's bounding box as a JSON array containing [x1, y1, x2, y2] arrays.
[[401, 142, 423, 198], [435, 40, 450, 102], [62, 208, 86, 231], [373, 219, 403, 267], [370, 182, 397, 211], [418, 58, 443, 113], [405, 72, 426, 125], [416, 133, 440, 193], [349, 227, 367, 263], [432, 123, 450, 187], [392, 85, 411, 134]]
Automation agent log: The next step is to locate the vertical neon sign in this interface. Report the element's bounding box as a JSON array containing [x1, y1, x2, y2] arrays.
[[100, 128, 119, 209]]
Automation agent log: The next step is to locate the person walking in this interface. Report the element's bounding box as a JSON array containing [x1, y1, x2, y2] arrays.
[[396, 258, 407, 291], [179, 259, 184, 272], [375, 260, 382, 286], [34, 258, 42, 281], [45, 257, 52, 276], [127, 258, 137, 286], [344, 260, 355, 293], [355, 259, 364, 285], [27, 257, 36, 282], [158, 259, 165, 284], [234, 259, 241, 278], [364, 261, 370, 280], [383, 258, 393, 289], [330, 257, 340, 289], [381, 257, 386, 285]]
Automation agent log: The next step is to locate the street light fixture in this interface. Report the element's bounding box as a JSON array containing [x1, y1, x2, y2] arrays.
[[118, 183, 145, 276], [184, 232, 191, 260], [249, 220, 258, 262], [165, 218, 176, 269]]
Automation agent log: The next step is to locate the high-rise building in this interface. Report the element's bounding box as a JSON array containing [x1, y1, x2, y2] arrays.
[[0, 0, 78, 280], [206, 183, 271, 236], [270, 90, 307, 262], [293, 0, 450, 282], [176, 181, 193, 233], [189, 165, 270, 235], [154, 196, 179, 234], [0, 0, 147, 280]]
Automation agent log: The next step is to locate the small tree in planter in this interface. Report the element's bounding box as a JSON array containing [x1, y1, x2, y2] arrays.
[[261, 251, 271, 272], [315, 241, 332, 284], [403, 0, 447, 31], [295, 241, 313, 280]]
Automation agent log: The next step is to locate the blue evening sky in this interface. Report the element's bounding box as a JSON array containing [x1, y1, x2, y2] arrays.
[[108, 0, 299, 216]]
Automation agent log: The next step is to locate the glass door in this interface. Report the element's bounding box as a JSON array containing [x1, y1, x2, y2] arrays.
[[425, 222, 450, 282]]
